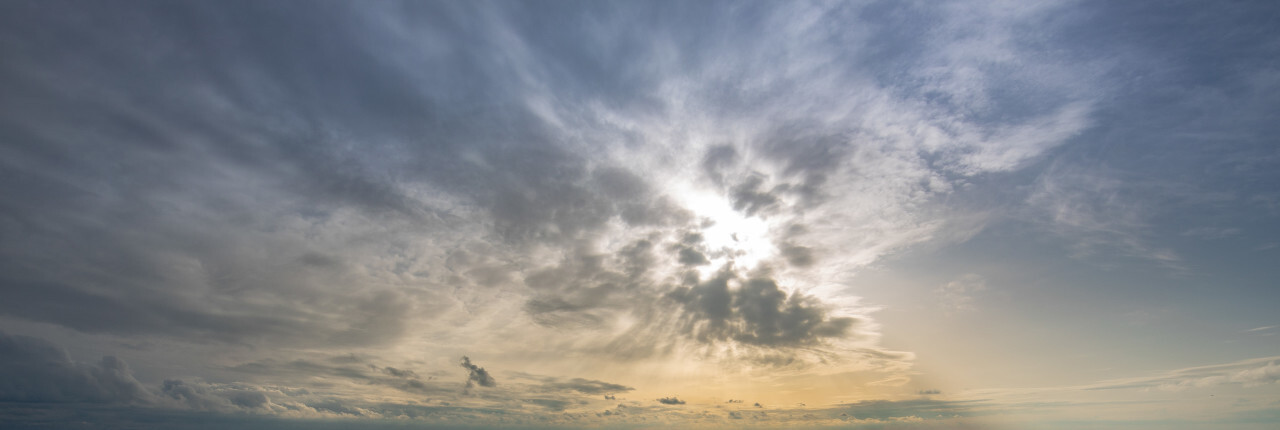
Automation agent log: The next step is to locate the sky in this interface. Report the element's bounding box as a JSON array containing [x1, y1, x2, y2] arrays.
[[1, 0, 1278, 428]]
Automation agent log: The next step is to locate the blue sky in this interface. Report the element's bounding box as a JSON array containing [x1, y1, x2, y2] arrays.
[[1, 0, 1278, 428]]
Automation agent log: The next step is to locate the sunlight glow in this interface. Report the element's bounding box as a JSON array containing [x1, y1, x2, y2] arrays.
[[675, 185, 776, 274]]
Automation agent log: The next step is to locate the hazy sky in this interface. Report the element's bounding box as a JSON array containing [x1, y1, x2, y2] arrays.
[[2, 1, 1278, 429]]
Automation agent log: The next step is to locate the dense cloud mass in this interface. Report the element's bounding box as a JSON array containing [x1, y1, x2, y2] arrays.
[[667, 271, 857, 346], [0, 332, 150, 404], [657, 396, 686, 405]]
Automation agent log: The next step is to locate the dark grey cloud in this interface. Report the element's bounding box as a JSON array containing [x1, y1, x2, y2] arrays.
[[519, 244, 645, 329], [159, 380, 295, 413], [672, 233, 711, 266], [0, 334, 343, 415], [0, 332, 150, 404], [0, 401, 663, 430], [779, 244, 816, 268], [759, 128, 852, 206], [677, 247, 711, 266], [161, 379, 234, 411], [460, 356, 496, 389], [657, 396, 685, 405], [523, 398, 574, 412], [535, 378, 633, 395], [381, 366, 417, 379], [616, 239, 657, 278], [667, 271, 857, 347], [729, 174, 782, 217]]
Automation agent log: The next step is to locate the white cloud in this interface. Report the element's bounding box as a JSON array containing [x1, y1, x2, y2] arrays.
[[935, 274, 988, 313], [1086, 356, 1280, 391], [1026, 162, 1186, 270]]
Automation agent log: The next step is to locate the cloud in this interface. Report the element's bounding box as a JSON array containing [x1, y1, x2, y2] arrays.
[[657, 396, 686, 405], [0, 331, 151, 404], [935, 274, 987, 313], [667, 270, 857, 347], [729, 174, 782, 216], [381, 366, 417, 379], [1181, 227, 1242, 240], [229, 358, 374, 382], [1087, 356, 1280, 391], [0, 333, 984, 427], [159, 380, 302, 413], [677, 246, 711, 266], [0, 334, 377, 417], [829, 398, 988, 422], [779, 244, 816, 268], [1025, 163, 1186, 270], [535, 378, 633, 395], [460, 356, 496, 389]]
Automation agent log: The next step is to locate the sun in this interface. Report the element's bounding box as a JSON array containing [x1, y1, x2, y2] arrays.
[[674, 185, 776, 275]]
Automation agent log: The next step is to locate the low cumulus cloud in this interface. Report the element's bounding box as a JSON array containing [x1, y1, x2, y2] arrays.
[[0, 332, 390, 417], [158, 380, 314, 413], [657, 396, 686, 405], [0, 332, 151, 404], [461, 356, 496, 389]]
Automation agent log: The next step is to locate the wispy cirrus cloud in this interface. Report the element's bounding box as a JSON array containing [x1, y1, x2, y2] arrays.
[[1086, 356, 1280, 392]]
